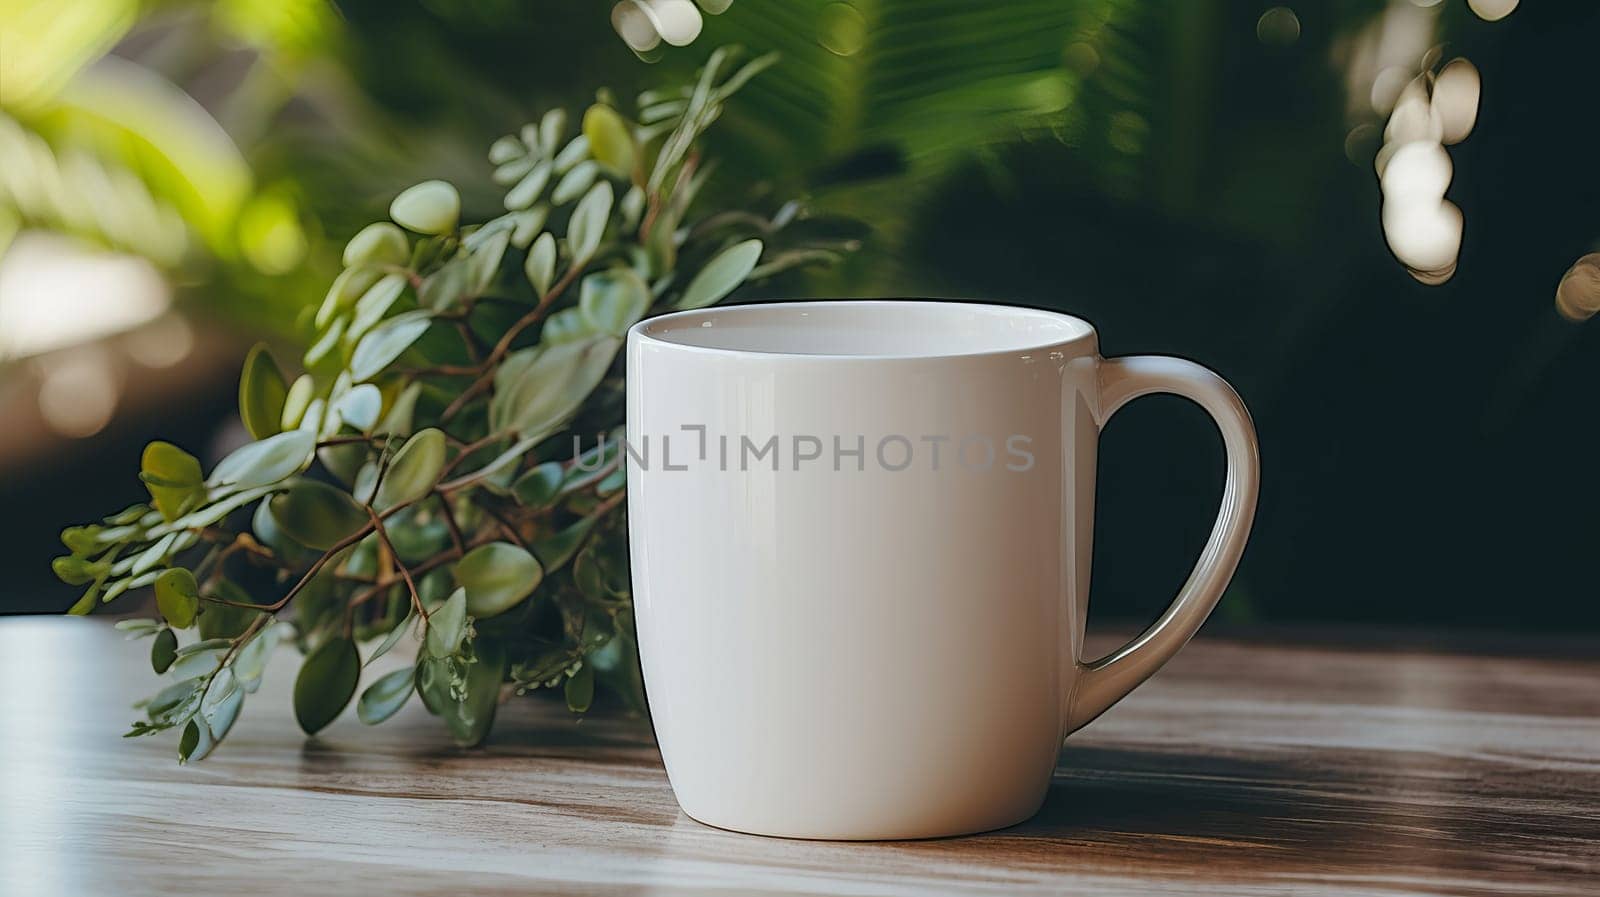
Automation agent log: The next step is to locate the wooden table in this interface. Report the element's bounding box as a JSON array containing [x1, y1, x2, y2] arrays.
[[3, 618, 1596, 896]]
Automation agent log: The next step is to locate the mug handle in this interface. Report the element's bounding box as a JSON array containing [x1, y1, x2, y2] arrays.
[[1063, 355, 1261, 734]]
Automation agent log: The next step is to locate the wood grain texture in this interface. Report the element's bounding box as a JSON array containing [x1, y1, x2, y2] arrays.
[[2, 617, 1596, 896]]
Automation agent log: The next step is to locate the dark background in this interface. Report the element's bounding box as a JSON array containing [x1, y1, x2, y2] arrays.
[[3, 0, 1596, 630]]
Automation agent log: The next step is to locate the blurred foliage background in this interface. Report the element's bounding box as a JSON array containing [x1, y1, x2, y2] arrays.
[[3, 0, 1597, 629]]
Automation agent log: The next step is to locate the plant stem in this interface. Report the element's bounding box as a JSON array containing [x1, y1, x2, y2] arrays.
[[437, 494, 466, 554], [439, 259, 588, 422], [441, 433, 501, 477], [367, 509, 425, 620], [472, 495, 528, 549]]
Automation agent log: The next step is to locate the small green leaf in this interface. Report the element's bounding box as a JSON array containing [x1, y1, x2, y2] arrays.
[[374, 427, 446, 511], [156, 485, 274, 535], [488, 135, 523, 165], [343, 222, 409, 268], [583, 105, 636, 175], [504, 161, 551, 210], [350, 310, 432, 381], [345, 273, 410, 346], [233, 623, 284, 694], [564, 663, 594, 713], [127, 531, 180, 577], [552, 160, 598, 205], [316, 268, 381, 330], [568, 181, 613, 264], [150, 628, 177, 674], [418, 638, 506, 746], [378, 382, 422, 437], [178, 719, 203, 762], [147, 676, 206, 722], [141, 442, 205, 522], [334, 383, 383, 431], [268, 481, 369, 550], [494, 155, 536, 185], [552, 133, 590, 173], [539, 108, 567, 154], [116, 618, 164, 637], [208, 430, 314, 490], [239, 343, 287, 440], [509, 206, 548, 248], [390, 180, 459, 235], [532, 515, 597, 573], [200, 668, 244, 746], [490, 337, 621, 439], [524, 232, 557, 297], [154, 568, 199, 629], [293, 636, 361, 735], [280, 374, 315, 430], [52, 556, 108, 586], [425, 588, 467, 658], [579, 268, 651, 336], [357, 667, 415, 725], [318, 438, 365, 488], [365, 610, 415, 667], [174, 638, 233, 657], [60, 525, 103, 556], [512, 462, 565, 508], [677, 239, 763, 309], [467, 228, 510, 295], [540, 307, 591, 344], [456, 542, 543, 618], [303, 316, 346, 371], [419, 257, 469, 311]]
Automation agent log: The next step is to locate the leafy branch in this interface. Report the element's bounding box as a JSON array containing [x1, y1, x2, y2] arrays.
[[52, 49, 853, 761]]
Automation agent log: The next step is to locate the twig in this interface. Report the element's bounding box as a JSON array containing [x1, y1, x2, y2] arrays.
[[441, 433, 502, 478], [367, 508, 425, 619], [437, 494, 466, 554], [317, 434, 390, 449], [473, 495, 529, 550], [439, 260, 588, 422], [202, 522, 374, 612], [344, 529, 497, 609], [587, 488, 627, 522]]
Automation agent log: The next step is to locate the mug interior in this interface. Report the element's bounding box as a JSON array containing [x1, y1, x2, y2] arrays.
[[633, 300, 1094, 359]]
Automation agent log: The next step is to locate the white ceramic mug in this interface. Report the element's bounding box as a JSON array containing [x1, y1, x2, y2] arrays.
[[625, 300, 1259, 840]]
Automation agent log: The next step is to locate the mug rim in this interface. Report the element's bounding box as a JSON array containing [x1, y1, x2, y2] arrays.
[[629, 299, 1098, 362]]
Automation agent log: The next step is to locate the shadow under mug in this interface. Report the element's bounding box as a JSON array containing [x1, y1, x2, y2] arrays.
[[625, 300, 1260, 840]]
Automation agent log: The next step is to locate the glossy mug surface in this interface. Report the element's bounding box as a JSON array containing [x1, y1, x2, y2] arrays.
[[625, 300, 1259, 840]]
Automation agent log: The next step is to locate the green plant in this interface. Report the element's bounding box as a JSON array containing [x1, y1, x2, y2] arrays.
[[52, 48, 850, 761]]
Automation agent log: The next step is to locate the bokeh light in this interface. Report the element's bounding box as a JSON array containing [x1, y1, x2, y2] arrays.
[[1380, 142, 1452, 203], [1468, 0, 1519, 23], [35, 347, 120, 438], [236, 191, 308, 276], [1432, 58, 1480, 145], [0, 232, 169, 361], [1555, 253, 1600, 321], [1370, 67, 1412, 115], [1382, 199, 1462, 275], [124, 314, 195, 369]]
